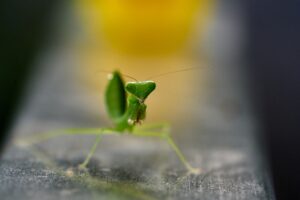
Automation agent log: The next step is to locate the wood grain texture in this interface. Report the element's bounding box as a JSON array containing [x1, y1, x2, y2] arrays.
[[0, 45, 275, 200]]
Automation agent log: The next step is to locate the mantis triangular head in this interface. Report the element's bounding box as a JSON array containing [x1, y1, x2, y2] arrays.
[[125, 81, 156, 102]]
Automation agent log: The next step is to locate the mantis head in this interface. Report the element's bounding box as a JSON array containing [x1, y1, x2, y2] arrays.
[[125, 81, 156, 102]]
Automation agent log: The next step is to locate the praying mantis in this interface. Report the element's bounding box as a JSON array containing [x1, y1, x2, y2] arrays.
[[20, 70, 201, 174]]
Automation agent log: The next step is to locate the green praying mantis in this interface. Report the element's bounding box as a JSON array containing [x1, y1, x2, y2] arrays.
[[20, 70, 201, 174]]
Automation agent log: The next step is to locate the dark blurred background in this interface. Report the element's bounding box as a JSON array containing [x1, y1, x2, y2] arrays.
[[245, 0, 300, 199], [1, 0, 300, 199], [0, 0, 59, 152]]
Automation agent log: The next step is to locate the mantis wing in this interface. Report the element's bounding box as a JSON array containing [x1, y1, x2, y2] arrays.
[[105, 71, 127, 123]]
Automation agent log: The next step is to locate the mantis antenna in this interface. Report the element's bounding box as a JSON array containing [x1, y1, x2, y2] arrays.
[[96, 69, 138, 82], [97, 66, 209, 82], [145, 66, 209, 80]]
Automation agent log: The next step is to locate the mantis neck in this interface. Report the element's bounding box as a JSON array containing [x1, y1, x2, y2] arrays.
[[115, 95, 147, 132]]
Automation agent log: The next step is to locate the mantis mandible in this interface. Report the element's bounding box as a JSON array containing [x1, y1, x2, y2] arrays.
[[20, 70, 200, 174]]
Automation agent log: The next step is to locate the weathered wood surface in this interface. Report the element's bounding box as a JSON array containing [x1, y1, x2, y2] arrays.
[[0, 47, 275, 200]]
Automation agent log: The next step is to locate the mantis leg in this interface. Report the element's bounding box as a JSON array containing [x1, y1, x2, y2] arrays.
[[15, 128, 116, 147], [132, 129, 201, 174], [15, 128, 118, 170], [134, 123, 170, 132], [78, 134, 102, 170]]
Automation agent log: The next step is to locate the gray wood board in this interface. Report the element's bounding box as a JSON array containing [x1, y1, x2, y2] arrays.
[[0, 50, 275, 200]]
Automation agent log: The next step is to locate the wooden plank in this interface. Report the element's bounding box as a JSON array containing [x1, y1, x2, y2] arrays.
[[0, 47, 275, 199]]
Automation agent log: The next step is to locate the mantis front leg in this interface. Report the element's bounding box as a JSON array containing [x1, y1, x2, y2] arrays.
[[78, 134, 102, 170]]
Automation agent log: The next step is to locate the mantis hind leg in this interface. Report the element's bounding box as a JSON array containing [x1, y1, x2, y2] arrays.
[[15, 128, 116, 147], [134, 123, 170, 132], [164, 134, 201, 174], [132, 126, 201, 174], [15, 128, 117, 170]]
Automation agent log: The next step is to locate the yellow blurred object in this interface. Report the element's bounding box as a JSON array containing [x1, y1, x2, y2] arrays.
[[74, 0, 216, 124], [77, 0, 215, 56]]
